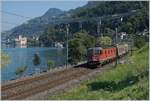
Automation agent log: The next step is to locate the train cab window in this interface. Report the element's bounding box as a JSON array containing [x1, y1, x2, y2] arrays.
[[95, 48, 103, 55], [94, 49, 100, 55], [95, 50, 99, 55]]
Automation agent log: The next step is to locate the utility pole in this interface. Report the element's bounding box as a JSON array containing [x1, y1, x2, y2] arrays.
[[115, 27, 118, 45], [115, 17, 123, 67], [130, 34, 134, 56], [66, 24, 69, 68], [115, 17, 123, 45], [97, 18, 102, 37], [115, 27, 118, 67], [79, 21, 82, 32]]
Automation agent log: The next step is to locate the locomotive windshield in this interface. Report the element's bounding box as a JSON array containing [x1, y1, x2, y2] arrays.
[[87, 47, 102, 56], [94, 49, 101, 55]]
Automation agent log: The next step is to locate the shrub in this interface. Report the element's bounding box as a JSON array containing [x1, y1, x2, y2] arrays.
[[15, 66, 27, 76], [1, 52, 10, 68], [47, 59, 55, 69], [96, 36, 112, 47], [134, 36, 146, 49]]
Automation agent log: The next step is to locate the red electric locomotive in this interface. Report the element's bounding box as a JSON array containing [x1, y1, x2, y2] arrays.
[[87, 47, 117, 66], [87, 44, 129, 67]]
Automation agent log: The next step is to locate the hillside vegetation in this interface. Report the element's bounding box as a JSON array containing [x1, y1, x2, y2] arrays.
[[3, 1, 148, 48], [49, 44, 149, 100], [39, 1, 148, 47]]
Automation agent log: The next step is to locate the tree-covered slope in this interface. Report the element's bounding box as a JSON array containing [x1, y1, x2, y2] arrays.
[[3, 1, 149, 39]]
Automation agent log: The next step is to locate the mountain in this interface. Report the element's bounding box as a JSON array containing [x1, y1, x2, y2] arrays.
[[43, 8, 64, 18], [3, 8, 65, 38], [2, 1, 148, 39], [3, 1, 102, 38], [2, 1, 102, 38]]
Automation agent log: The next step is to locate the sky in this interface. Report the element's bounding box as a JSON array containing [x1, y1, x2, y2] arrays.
[[1, 0, 88, 31]]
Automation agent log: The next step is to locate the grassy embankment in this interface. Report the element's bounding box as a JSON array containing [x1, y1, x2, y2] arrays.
[[49, 44, 149, 100]]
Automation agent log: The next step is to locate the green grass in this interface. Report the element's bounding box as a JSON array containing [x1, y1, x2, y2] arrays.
[[49, 44, 149, 100], [1, 52, 10, 68]]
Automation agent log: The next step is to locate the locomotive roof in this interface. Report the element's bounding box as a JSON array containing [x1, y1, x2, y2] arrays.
[[88, 47, 103, 50], [88, 46, 116, 50], [88, 44, 128, 50]]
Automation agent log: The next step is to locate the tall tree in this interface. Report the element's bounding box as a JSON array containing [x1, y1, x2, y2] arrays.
[[33, 53, 41, 66]]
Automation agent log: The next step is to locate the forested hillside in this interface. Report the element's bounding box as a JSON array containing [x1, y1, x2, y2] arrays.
[[2, 1, 148, 49], [39, 1, 148, 47]]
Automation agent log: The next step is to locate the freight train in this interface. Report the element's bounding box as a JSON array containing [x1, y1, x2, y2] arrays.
[[87, 44, 129, 67]]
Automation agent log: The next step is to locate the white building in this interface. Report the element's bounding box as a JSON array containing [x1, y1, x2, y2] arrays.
[[54, 42, 64, 48], [120, 32, 127, 40], [33, 36, 39, 41], [15, 35, 27, 48]]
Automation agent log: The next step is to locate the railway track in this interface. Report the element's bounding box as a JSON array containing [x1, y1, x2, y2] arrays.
[[2, 68, 73, 91], [1, 55, 128, 100], [1, 67, 91, 100]]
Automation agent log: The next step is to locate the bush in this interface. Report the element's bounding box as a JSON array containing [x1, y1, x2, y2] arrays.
[[96, 36, 112, 47], [1, 52, 10, 68], [134, 36, 146, 49], [15, 66, 27, 76], [68, 31, 95, 64], [47, 59, 55, 69], [69, 38, 87, 64]]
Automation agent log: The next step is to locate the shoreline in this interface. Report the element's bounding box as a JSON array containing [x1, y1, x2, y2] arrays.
[[2, 61, 87, 85]]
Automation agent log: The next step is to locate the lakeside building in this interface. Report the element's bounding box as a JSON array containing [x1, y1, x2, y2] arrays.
[[15, 35, 27, 48], [120, 32, 127, 40], [54, 42, 64, 48]]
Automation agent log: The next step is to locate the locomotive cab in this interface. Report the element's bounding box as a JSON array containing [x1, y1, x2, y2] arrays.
[[87, 47, 102, 65]]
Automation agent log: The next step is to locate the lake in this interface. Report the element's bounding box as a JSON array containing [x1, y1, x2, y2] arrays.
[[1, 47, 66, 81]]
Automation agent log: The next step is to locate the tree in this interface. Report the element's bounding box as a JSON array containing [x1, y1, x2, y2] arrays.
[[39, 26, 66, 47], [68, 38, 87, 64], [47, 59, 55, 69], [74, 31, 96, 49], [121, 22, 134, 34], [39, 27, 56, 47], [103, 28, 115, 38], [33, 53, 41, 66], [68, 31, 96, 64], [96, 36, 112, 47]]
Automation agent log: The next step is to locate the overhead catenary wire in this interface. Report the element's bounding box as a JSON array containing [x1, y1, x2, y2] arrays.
[[0, 10, 31, 19], [1, 10, 136, 26], [1, 10, 32, 31], [1, 21, 19, 25]]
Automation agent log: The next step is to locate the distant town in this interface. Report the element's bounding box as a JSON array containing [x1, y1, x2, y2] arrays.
[[2, 29, 148, 48], [2, 35, 64, 48]]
